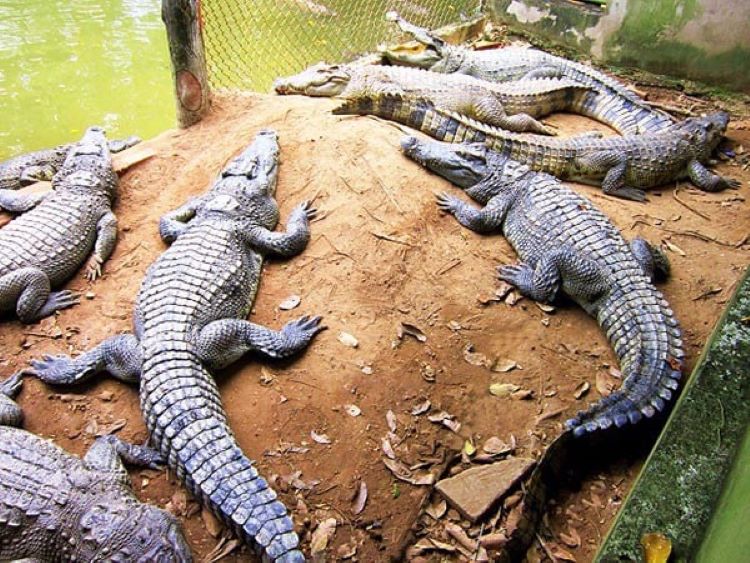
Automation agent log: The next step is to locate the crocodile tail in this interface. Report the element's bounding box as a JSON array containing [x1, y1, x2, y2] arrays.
[[569, 88, 675, 136], [141, 349, 303, 562], [333, 94, 492, 145], [567, 281, 684, 435]]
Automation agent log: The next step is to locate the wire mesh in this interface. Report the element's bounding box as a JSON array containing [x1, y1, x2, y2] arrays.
[[201, 0, 480, 92]]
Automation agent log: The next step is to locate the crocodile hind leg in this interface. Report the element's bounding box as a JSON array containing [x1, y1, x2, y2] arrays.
[[630, 238, 670, 281], [0, 372, 24, 427], [686, 159, 741, 192], [83, 434, 163, 483], [469, 97, 555, 135], [574, 150, 647, 202], [195, 316, 325, 369], [31, 334, 142, 385], [19, 164, 56, 185], [0, 268, 79, 323], [436, 191, 511, 233], [520, 65, 561, 80], [0, 189, 46, 213], [498, 249, 608, 303]]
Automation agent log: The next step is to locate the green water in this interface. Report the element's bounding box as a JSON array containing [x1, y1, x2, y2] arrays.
[[0, 0, 173, 160]]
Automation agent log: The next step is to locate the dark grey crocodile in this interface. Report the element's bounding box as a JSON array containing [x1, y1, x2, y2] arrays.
[[0, 135, 139, 193], [0, 371, 192, 562], [274, 62, 599, 135], [401, 135, 684, 559], [31, 130, 324, 562], [382, 12, 675, 136], [335, 94, 739, 201], [0, 126, 119, 323]]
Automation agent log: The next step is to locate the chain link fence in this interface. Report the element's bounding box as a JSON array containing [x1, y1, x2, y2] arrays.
[[201, 0, 480, 92]]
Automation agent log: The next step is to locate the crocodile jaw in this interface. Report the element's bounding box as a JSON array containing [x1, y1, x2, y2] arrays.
[[400, 135, 487, 188]]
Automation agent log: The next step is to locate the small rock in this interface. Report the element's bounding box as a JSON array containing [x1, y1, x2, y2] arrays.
[[85, 291, 96, 300], [435, 457, 536, 522], [279, 295, 301, 310], [338, 331, 359, 348]]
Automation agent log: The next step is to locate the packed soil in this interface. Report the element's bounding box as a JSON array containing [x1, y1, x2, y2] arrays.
[[1, 91, 748, 562]]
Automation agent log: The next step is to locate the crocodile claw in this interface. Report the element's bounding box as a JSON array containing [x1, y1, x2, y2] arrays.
[[607, 185, 647, 202], [497, 263, 533, 288], [0, 371, 25, 398], [86, 255, 103, 281], [296, 200, 318, 221], [29, 354, 84, 384], [282, 315, 326, 348], [435, 192, 462, 214], [720, 177, 741, 190]]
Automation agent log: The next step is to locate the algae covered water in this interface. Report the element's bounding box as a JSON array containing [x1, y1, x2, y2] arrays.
[[0, 0, 173, 160]]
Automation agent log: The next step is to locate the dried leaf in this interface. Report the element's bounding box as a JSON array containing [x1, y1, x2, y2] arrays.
[[259, 367, 275, 385], [411, 399, 431, 415], [345, 404, 361, 417], [489, 383, 520, 397], [382, 457, 436, 485], [662, 239, 686, 256], [336, 543, 357, 560], [338, 331, 359, 348], [511, 389, 534, 400], [352, 481, 368, 515], [505, 291, 522, 306], [535, 302, 556, 313], [311, 430, 332, 444], [463, 439, 476, 457], [551, 545, 577, 562], [573, 381, 590, 399], [641, 532, 672, 563], [495, 281, 513, 299], [96, 418, 127, 436], [381, 437, 396, 460], [560, 527, 581, 548], [492, 358, 519, 373], [428, 411, 461, 433], [205, 536, 241, 562], [596, 371, 618, 397], [483, 436, 513, 456], [386, 409, 398, 432], [463, 344, 493, 368], [310, 518, 337, 556], [442, 418, 461, 433], [279, 294, 301, 310], [201, 507, 223, 538], [425, 498, 448, 520], [398, 322, 427, 342]]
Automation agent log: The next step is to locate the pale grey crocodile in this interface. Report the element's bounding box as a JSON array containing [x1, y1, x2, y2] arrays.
[[0, 371, 192, 562], [31, 130, 324, 561], [382, 12, 675, 136], [0, 126, 119, 322]]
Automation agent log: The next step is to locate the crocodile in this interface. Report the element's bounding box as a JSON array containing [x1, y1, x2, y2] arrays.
[[382, 12, 675, 136], [0, 135, 140, 192], [274, 62, 601, 135], [31, 129, 325, 561], [0, 371, 192, 561], [401, 135, 684, 559], [0, 126, 119, 323], [334, 93, 739, 201]]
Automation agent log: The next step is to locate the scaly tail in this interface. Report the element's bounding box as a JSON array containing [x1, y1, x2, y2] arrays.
[[142, 350, 303, 562]]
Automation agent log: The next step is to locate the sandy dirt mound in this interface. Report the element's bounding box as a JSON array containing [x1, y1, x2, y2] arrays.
[[1, 93, 747, 562]]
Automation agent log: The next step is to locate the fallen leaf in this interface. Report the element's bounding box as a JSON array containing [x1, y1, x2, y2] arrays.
[[463, 439, 476, 457], [201, 507, 223, 538], [310, 518, 337, 556], [259, 367, 275, 385], [483, 436, 513, 456], [428, 411, 461, 433], [535, 302, 556, 313], [167, 489, 189, 516], [398, 322, 427, 342], [311, 430, 332, 444], [511, 389, 533, 400], [641, 532, 672, 563], [336, 543, 357, 560], [95, 418, 127, 436], [489, 383, 520, 397], [560, 527, 581, 548], [425, 499, 448, 520], [352, 481, 368, 515], [505, 291, 523, 306], [495, 281, 513, 299], [463, 344, 493, 368], [345, 404, 361, 417], [205, 536, 241, 562], [492, 358, 519, 373], [662, 239, 686, 256], [338, 331, 359, 348], [447, 320, 463, 331], [279, 295, 301, 310], [596, 371, 618, 396], [382, 457, 436, 485], [381, 437, 396, 459], [551, 544, 577, 561], [573, 381, 590, 399], [411, 399, 431, 415], [386, 409, 398, 432]]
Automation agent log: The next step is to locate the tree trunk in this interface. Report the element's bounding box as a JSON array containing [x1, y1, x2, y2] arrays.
[[162, 0, 211, 127]]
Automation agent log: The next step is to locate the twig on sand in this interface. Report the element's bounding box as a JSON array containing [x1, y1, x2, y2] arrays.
[[371, 231, 414, 246], [646, 100, 696, 117], [673, 186, 711, 220], [362, 156, 404, 213]]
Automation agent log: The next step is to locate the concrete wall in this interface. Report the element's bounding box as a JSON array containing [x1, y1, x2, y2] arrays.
[[487, 0, 750, 93]]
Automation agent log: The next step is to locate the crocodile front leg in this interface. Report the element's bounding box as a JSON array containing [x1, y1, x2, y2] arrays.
[[574, 150, 647, 202], [242, 200, 316, 257], [31, 334, 141, 385], [0, 372, 24, 427], [86, 211, 118, 281], [498, 249, 608, 304], [159, 196, 204, 243], [436, 192, 511, 233], [0, 268, 79, 323], [686, 159, 741, 192], [0, 189, 46, 213], [83, 434, 163, 480], [195, 315, 325, 368]]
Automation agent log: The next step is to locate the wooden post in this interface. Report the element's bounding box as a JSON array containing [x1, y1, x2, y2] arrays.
[[162, 0, 211, 127]]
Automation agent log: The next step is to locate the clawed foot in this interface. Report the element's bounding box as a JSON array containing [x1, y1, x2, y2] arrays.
[[281, 315, 326, 352], [29, 354, 84, 384], [607, 185, 647, 202], [37, 290, 79, 318], [435, 192, 463, 215], [294, 200, 319, 222], [718, 177, 741, 191], [0, 371, 25, 398], [86, 256, 103, 281], [497, 263, 533, 289]]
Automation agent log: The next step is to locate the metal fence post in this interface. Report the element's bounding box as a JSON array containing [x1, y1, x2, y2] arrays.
[[162, 0, 211, 127]]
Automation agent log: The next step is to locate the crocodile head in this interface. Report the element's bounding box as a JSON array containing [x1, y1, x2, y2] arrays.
[[54, 126, 118, 201], [401, 136, 531, 203], [381, 11, 464, 72], [77, 500, 192, 562], [273, 62, 351, 96], [203, 129, 281, 229]]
